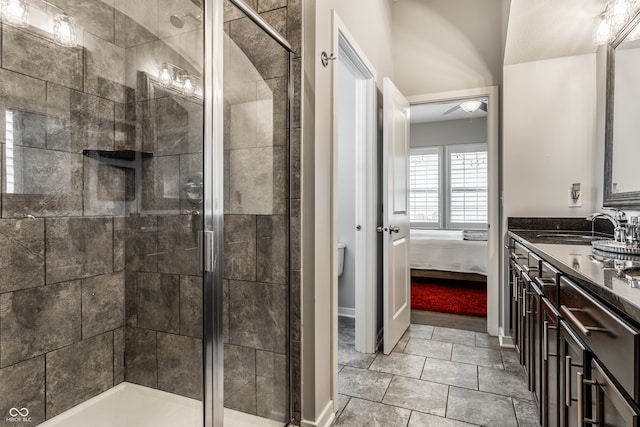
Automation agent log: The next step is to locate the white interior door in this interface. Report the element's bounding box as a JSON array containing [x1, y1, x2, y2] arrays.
[[382, 77, 411, 355]]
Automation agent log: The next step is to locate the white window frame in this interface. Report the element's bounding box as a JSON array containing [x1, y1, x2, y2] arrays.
[[409, 146, 442, 229], [445, 143, 488, 230]]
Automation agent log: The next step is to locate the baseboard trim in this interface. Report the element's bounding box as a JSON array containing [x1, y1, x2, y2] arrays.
[[499, 327, 515, 348], [338, 307, 355, 318], [300, 400, 335, 427]]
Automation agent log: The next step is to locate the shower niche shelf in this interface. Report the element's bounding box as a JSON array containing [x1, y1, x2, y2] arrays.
[[83, 149, 153, 168]]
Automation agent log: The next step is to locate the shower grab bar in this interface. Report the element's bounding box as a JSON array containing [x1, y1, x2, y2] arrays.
[[229, 0, 293, 52]]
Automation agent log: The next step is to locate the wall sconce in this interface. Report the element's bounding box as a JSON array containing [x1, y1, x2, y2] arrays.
[[1, 0, 29, 28], [157, 62, 203, 99], [0, 0, 78, 47], [571, 183, 581, 202], [593, 0, 640, 45]]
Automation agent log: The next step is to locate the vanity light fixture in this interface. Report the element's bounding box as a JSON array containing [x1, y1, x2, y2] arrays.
[[1, 0, 29, 28], [157, 62, 202, 99], [0, 0, 78, 47], [460, 100, 482, 113], [593, 0, 640, 45]]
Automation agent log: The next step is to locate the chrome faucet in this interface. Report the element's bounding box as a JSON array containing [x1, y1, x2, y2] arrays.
[[586, 210, 627, 243]]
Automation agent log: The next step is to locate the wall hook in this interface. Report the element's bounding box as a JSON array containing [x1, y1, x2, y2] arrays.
[[321, 51, 336, 67]]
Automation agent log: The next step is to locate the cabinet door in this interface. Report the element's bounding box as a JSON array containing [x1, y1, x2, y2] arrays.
[[587, 359, 638, 427], [543, 299, 560, 427], [510, 259, 521, 348], [560, 321, 591, 427], [529, 281, 543, 413]]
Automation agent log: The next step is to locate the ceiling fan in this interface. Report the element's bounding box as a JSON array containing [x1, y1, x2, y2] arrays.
[[443, 99, 488, 115]]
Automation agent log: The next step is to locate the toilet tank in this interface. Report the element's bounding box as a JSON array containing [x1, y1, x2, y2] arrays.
[[338, 243, 346, 277]]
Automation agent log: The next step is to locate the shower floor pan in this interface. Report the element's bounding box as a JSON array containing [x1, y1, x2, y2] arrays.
[[39, 382, 283, 427]]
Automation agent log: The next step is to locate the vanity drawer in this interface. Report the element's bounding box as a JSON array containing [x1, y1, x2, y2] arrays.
[[512, 241, 539, 277], [559, 276, 640, 403], [535, 261, 561, 306]]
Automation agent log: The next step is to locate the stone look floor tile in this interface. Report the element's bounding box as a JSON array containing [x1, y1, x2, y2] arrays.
[[478, 366, 531, 400], [338, 342, 376, 369], [382, 376, 448, 416], [404, 338, 452, 360], [338, 366, 393, 402], [451, 344, 503, 369], [475, 332, 501, 349], [336, 322, 538, 426], [369, 352, 426, 379], [513, 397, 540, 427], [421, 358, 478, 390], [409, 411, 480, 427], [446, 387, 518, 427], [336, 397, 411, 427], [406, 324, 434, 339], [432, 327, 476, 346]]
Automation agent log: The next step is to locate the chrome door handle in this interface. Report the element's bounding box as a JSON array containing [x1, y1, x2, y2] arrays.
[[389, 226, 400, 234]]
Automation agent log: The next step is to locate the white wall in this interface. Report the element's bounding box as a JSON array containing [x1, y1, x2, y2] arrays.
[[302, 1, 394, 425], [337, 58, 357, 312], [503, 53, 599, 220], [411, 118, 487, 148], [392, 0, 503, 97]]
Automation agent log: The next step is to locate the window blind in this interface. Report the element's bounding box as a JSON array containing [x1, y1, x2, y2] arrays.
[[449, 150, 488, 224], [409, 152, 439, 224]]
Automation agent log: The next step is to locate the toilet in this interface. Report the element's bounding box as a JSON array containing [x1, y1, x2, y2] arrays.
[[338, 243, 346, 277]]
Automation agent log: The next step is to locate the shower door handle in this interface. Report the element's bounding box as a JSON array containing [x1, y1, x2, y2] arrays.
[[199, 230, 215, 272]]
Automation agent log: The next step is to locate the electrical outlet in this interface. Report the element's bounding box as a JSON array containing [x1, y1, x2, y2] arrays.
[[568, 189, 582, 208]]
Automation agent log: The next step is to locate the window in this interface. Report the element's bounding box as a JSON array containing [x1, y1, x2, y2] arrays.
[[448, 145, 488, 228], [409, 147, 441, 227], [409, 144, 487, 229]]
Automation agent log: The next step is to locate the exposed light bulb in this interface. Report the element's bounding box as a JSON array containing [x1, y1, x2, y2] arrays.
[[1, 0, 29, 28], [53, 13, 77, 47], [593, 11, 613, 45], [182, 75, 195, 96], [460, 100, 482, 113], [607, 0, 634, 32], [159, 63, 173, 87]]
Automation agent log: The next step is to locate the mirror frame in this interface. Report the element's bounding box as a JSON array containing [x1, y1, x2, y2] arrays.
[[604, 12, 640, 207]]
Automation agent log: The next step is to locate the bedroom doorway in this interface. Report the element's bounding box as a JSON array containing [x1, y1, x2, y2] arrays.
[[407, 87, 500, 337]]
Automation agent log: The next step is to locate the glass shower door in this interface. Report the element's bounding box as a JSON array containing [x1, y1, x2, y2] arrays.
[[0, 0, 206, 425], [220, 1, 292, 425]]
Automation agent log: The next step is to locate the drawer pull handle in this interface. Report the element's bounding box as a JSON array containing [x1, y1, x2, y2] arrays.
[[560, 306, 608, 337], [543, 320, 549, 361], [565, 355, 572, 407]]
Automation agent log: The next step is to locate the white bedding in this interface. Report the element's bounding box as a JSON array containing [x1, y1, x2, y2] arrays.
[[410, 229, 487, 275]]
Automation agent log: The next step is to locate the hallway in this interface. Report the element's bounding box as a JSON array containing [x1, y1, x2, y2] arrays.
[[336, 317, 539, 426]]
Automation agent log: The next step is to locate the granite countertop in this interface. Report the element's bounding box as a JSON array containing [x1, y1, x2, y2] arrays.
[[509, 229, 640, 325]]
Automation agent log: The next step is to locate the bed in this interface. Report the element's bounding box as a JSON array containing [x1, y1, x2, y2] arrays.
[[410, 229, 487, 282]]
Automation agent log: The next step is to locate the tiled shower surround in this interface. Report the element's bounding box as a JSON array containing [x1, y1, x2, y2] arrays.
[[0, 0, 302, 426]]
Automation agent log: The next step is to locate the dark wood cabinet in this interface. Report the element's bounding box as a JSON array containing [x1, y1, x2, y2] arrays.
[[508, 234, 640, 427]]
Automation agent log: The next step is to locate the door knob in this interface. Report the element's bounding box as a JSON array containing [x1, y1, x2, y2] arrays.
[[389, 226, 400, 233]]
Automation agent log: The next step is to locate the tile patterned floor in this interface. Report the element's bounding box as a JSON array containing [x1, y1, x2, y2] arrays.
[[335, 317, 539, 427]]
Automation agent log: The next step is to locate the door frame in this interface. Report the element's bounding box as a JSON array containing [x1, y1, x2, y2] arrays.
[[407, 86, 500, 337], [329, 10, 378, 412]]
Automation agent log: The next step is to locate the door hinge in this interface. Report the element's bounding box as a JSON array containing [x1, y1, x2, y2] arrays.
[[199, 230, 215, 272]]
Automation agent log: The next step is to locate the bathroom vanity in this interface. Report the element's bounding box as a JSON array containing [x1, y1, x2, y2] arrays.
[[507, 223, 640, 426]]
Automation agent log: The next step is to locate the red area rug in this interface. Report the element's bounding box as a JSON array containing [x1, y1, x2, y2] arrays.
[[411, 279, 487, 317]]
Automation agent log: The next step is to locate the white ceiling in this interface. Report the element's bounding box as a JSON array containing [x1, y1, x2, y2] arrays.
[[410, 98, 487, 123], [504, 0, 605, 66]]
